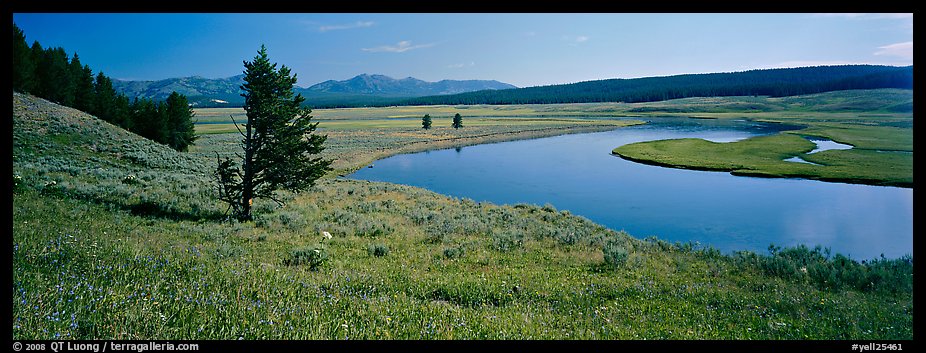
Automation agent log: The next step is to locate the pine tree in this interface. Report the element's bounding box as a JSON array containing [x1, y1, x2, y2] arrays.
[[130, 97, 167, 144], [113, 93, 132, 130], [37, 47, 74, 105], [452, 113, 463, 129], [13, 23, 36, 93], [164, 92, 198, 151], [29, 41, 46, 97], [93, 72, 118, 124], [422, 114, 432, 129], [215, 45, 332, 220], [69, 54, 96, 113]]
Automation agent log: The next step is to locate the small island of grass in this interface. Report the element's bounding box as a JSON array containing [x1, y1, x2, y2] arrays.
[[612, 124, 913, 188]]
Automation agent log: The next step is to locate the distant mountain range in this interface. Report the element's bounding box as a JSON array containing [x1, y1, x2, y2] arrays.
[[113, 74, 516, 108], [113, 75, 247, 107], [307, 74, 516, 96]]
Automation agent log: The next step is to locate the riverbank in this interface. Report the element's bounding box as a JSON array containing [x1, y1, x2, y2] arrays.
[[327, 121, 643, 175]]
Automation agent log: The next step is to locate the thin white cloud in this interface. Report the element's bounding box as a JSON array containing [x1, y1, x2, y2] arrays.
[[874, 41, 913, 60], [361, 40, 436, 53], [562, 35, 590, 45], [319, 21, 375, 32], [447, 61, 475, 69]]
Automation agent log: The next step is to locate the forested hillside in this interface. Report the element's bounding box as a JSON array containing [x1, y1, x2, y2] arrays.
[[397, 65, 913, 106], [12, 23, 196, 151]]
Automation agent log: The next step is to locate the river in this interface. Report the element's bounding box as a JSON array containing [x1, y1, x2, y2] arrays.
[[349, 117, 913, 260]]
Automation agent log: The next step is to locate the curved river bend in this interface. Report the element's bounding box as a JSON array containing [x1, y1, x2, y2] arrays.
[[349, 118, 913, 260]]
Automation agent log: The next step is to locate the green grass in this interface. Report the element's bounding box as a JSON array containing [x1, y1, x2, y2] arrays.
[[13, 188, 913, 339], [787, 123, 913, 151], [13, 91, 913, 340], [613, 132, 913, 187]]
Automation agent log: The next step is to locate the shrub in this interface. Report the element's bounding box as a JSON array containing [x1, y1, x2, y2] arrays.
[[734, 244, 913, 294], [284, 245, 329, 271], [357, 221, 393, 237], [491, 230, 524, 252], [277, 210, 307, 230], [603, 240, 629, 268], [251, 199, 279, 214], [325, 209, 394, 237], [367, 243, 390, 257], [214, 242, 244, 259], [443, 245, 465, 260], [408, 208, 439, 226], [122, 174, 139, 185], [425, 219, 455, 244], [554, 228, 580, 246]]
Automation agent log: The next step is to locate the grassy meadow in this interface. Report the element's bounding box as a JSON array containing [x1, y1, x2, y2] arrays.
[[12, 90, 913, 340]]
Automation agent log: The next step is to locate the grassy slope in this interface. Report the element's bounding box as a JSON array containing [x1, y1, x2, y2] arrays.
[[13, 92, 912, 340], [612, 90, 913, 187]]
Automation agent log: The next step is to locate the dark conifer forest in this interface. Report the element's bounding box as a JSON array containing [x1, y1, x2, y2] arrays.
[[396, 65, 913, 106]]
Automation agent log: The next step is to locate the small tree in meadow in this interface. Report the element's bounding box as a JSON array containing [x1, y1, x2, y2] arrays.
[[452, 113, 463, 129], [422, 114, 432, 129]]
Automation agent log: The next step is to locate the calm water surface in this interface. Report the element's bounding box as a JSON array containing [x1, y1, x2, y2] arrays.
[[350, 118, 913, 259]]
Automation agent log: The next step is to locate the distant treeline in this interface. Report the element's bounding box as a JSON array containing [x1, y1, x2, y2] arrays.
[[12, 23, 196, 151], [395, 65, 913, 106]]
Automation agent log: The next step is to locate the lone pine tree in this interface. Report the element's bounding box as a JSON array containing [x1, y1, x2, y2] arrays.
[[215, 45, 332, 220]]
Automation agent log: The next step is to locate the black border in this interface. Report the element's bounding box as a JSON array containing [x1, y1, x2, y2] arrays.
[[6, 2, 918, 14], [9, 339, 918, 352]]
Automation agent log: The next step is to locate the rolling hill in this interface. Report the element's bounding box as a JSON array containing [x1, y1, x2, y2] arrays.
[[113, 74, 247, 107], [305, 74, 515, 96]]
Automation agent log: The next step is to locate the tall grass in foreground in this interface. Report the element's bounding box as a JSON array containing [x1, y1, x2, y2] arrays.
[[13, 184, 912, 339]]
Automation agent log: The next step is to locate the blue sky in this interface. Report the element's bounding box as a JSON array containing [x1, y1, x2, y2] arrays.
[[12, 13, 913, 88]]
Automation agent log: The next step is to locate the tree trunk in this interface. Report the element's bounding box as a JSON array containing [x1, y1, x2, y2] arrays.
[[240, 119, 254, 220]]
